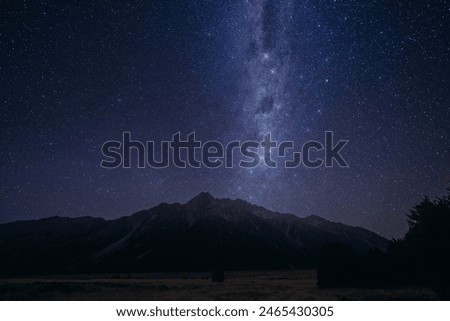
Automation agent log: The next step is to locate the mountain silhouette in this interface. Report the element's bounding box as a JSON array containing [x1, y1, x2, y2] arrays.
[[0, 193, 388, 275]]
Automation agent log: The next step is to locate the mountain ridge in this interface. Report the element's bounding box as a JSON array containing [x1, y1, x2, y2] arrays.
[[0, 193, 388, 275]]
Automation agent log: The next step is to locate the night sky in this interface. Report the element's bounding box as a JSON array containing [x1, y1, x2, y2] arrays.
[[1, 0, 449, 238]]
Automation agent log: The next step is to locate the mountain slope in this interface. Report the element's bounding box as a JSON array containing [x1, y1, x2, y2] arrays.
[[0, 193, 388, 275]]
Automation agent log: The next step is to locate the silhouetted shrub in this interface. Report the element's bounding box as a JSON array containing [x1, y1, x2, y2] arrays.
[[211, 270, 225, 282], [317, 242, 365, 288]]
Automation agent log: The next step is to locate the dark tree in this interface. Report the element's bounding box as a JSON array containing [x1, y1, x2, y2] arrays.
[[390, 190, 450, 298]]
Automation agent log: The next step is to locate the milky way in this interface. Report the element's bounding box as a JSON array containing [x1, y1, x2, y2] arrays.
[[241, 0, 294, 138]]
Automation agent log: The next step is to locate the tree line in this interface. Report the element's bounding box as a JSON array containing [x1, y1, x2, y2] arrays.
[[318, 189, 450, 299]]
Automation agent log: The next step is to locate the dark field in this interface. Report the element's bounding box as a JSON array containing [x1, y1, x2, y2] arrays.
[[0, 270, 439, 300]]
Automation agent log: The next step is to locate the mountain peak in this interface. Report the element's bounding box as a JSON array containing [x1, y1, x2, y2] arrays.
[[187, 192, 215, 205], [195, 191, 215, 200]]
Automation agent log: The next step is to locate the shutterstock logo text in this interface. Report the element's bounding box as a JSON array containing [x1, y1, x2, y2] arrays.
[[100, 131, 349, 169]]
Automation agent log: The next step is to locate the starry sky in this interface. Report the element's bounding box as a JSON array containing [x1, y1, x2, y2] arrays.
[[1, 0, 449, 238]]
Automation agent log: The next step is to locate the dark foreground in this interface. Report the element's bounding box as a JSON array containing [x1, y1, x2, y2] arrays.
[[0, 270, 439, 300]]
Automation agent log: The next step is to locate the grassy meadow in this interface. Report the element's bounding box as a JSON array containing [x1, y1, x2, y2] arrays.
[[0, 270, 438, 300]]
